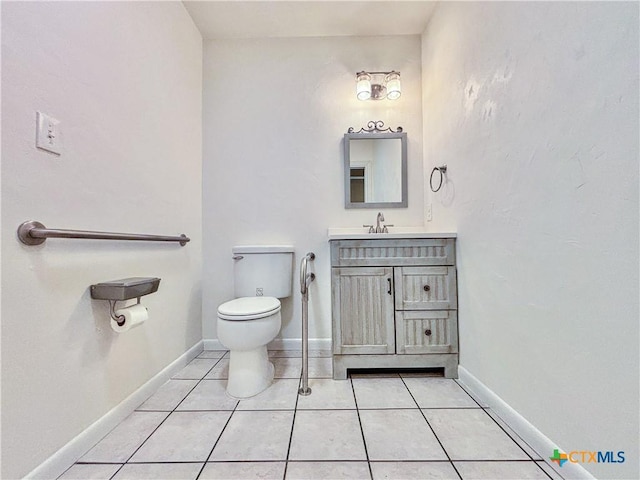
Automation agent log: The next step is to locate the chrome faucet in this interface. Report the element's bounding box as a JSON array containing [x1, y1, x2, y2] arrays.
[[364, 212, 393, 234], [376, 212, 385, 233]]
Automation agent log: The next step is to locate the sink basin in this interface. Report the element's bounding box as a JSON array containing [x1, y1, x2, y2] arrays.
[[327, 227, 456, 240]]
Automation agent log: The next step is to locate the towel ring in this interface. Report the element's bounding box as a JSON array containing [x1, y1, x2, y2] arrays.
[[430, 165, 447, 192]]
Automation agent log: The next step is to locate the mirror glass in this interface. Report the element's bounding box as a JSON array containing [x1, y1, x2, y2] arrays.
[[344, 131, 407, 208]]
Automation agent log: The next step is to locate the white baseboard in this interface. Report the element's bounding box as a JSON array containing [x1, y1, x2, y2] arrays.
[[203, 338, 225, 350], [203, 337, 331, 352], [25, 341, 204, 480], [458, 366, 595, 480]]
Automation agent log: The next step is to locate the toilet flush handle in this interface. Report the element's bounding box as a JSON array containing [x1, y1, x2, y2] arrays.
[[232, 255, 244, 260]]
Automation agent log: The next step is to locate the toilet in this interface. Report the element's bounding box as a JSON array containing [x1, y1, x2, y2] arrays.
[[217, 245, 294, 398]]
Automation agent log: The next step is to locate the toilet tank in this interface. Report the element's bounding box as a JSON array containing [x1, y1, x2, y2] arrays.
[[232, 245, 294, 298]]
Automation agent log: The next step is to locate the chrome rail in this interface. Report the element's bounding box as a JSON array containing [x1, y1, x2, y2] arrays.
[[17, 220, 190, 246], [299, 252, 315, 396]]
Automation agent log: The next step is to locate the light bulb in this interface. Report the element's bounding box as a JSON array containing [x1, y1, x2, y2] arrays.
[[385, 72, 401, 100], [356, 72, 371, 101]]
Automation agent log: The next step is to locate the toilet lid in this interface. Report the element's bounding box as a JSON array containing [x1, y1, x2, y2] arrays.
[[217, 296, 281, 321]]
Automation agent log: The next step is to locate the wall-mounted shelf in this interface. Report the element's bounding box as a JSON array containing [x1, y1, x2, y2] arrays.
[[90, 277, 160, 301]]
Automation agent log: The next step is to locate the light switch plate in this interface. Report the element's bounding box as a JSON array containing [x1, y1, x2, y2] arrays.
[[426, 203, 433, 222], [36, 111, 62, 155]]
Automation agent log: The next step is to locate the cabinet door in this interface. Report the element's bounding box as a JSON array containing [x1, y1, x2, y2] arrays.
[[396, 311, 458, 354], [332, 267, 395, 355], [394, 266, 457, 310]]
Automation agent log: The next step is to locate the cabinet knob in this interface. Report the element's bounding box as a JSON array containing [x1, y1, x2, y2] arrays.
[[423, 285, 431, 292], [424, 329, 432, 336]]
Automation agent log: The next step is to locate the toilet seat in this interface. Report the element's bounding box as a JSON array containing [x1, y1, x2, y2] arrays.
[[217, 296, 281, 321]]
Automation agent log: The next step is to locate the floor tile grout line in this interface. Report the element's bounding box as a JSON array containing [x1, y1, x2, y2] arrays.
[[172, 354, 227, 381], [104, 402, 179, 476], [534, 461, 557, 479], [398, 375, 463, 480], [77, 458, 553, 465], [166, 373, 213, 413], [474, 403, 543, 464], [142, 409, 238, 413], [194, 392, 240, 480], [535, 460, 565, 480], [484, 409, 548, 464], [450, 459, 554, 463], [415, 406, 551, 473], [483, 408, 546, 459], [453, 378, 552, 476], [162, 352, 232, 416], [120, 352, 227, 467], [171, 408, 295, 412], [287, 459, 407, 463], [197, 351, 227, 360], [134, 377, 216, 413], [198, 354, 228, 380], [106, 463, 125, 480], [350, 375, 374, 480], [55, 461, 124, 480], [117, 350, 231, 473], [453, 379, 487, 409], [108, 460, 206, 464], [199, 460, 286, 463], [359, 406, 482, 410], [282, 371, 303, 480], [79, 458, 551, 465], [118, 412, 172, 465]]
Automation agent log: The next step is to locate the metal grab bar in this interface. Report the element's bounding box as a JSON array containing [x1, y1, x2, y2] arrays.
[[17, 220, 190, 246], [299, 252, 315, 396], [300, 252, 316, 295]]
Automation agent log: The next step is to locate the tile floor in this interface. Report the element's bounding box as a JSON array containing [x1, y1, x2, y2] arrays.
[[59, 350, 563, 480]]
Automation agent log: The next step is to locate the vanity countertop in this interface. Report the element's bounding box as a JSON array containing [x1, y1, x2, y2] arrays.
[[327, 227, 457, 240]]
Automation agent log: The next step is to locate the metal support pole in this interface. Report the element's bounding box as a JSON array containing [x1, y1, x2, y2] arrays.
[[299, 252, 315, 396]]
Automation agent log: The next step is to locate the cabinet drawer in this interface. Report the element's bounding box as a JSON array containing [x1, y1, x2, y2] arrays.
[[330, 239, 455, 267], [396, 311, 458, 354], [394, 266, 457, 310]]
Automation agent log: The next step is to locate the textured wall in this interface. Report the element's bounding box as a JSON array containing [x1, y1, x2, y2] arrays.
[[1, 2, 202, 477], [202, 36, 424, 342], [422, 3, 639, 478]]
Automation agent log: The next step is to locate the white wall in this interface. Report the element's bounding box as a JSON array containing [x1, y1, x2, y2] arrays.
[[422, 3, 639, 479], [203, 36, 423, 342], [1, 2, 202, 478]]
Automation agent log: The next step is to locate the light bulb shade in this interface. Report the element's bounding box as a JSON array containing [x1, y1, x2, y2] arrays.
[[356, 72, 371, 101], [385, 72, 401, 100]]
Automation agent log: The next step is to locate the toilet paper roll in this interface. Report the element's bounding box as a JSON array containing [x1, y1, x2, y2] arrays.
[[111, 304, 148, 333]]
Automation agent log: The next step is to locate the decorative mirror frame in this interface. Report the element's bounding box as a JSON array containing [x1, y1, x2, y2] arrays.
[[344, 121, 408, 209]]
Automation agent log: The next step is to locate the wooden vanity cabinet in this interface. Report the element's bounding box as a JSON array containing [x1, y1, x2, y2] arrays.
[[330, 238, 458, 379]]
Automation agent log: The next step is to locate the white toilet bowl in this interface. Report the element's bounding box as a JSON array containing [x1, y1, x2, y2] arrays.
[[217, 296, 282, 398]]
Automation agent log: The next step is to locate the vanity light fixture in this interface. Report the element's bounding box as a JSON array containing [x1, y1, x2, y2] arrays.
[[355, 71, 401, 101]]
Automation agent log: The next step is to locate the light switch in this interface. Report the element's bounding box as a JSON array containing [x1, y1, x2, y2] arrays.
[[36, 111, 62, 155]]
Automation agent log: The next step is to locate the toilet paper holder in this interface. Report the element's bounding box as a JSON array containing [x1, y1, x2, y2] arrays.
[[90, 277, 161, 326]]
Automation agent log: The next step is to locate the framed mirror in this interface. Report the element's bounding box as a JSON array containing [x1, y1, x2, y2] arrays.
[[344, 121, 407, 208]]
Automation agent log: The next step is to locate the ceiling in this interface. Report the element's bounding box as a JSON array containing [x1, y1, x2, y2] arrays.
[[183, 1, 437, 40]]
